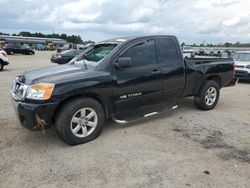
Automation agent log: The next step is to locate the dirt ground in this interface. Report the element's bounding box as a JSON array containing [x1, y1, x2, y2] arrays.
[[0, 51, 249, 188]]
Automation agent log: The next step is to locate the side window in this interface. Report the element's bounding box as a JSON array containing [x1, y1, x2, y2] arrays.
[[121, 39, 156, 67], [158, 38, 180, 64]]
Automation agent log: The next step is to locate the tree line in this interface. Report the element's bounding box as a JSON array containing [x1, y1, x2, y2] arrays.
[[0, 31, 85, 44]]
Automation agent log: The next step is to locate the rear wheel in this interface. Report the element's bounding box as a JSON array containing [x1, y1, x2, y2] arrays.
[[194, 80, 220, 110], [55, 98, 105, 145]]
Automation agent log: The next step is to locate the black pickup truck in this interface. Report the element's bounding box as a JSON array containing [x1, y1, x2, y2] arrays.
[[10, 35, 236, 145]]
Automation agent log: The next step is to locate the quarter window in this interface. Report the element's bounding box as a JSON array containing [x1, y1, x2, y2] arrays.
[[158, 38, 180, 64]]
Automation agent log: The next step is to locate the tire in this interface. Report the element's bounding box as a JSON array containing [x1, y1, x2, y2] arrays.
[[194, 80, 220, 111], [55, 98, 105, 145], [0, 63, 3, 71]]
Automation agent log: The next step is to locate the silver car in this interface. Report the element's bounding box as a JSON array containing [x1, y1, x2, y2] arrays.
[[233, 51, 250, 80]]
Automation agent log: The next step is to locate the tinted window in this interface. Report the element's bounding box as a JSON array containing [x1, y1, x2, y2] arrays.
[[21, 45, 29, 49], [121, 39, 156, 67], [158, 38, 180, 64]]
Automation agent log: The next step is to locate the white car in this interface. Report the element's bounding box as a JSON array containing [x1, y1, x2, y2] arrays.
[[182, 46, 195, 58], [0, 48, 9, 71], [233, 51, 250, 80]]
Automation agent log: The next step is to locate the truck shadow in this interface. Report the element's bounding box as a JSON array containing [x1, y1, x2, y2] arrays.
[[19, 97, 196, 148]]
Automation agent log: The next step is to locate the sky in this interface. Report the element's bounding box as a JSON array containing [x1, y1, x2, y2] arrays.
[[0, 0, 250, 44]]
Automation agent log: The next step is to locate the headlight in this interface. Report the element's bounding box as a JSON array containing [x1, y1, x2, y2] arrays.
[[26, 83, 55, 100], [246, 65, 250, 69]]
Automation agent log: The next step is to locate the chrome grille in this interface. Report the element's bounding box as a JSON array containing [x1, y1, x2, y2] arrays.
[[10, 78, 28, 100]]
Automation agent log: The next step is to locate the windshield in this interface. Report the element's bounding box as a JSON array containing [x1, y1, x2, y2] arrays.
[[84, 43, 117, 62], [70, 43, 118, 66], [233, 53, 250, 61]]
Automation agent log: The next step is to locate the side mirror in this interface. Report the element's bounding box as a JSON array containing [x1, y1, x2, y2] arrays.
[[114, 57, 132, 69]]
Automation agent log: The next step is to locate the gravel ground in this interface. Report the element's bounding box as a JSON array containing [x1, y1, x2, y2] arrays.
[[0, 51, 249, 188]]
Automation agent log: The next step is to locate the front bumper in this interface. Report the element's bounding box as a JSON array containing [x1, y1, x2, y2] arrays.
[[11, 99, 58, 131]]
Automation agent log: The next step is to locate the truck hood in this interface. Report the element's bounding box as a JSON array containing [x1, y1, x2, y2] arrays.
[[19, 64, 97, 85]]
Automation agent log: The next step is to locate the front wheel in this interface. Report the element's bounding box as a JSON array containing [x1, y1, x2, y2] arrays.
[[194, 80, 220, 110], [55, 98, 105, 145]]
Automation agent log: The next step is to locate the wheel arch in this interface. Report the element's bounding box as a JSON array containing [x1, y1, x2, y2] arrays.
[[194, 75, 221, 96], [52, 93, 110, 125], [206, 75, 221, 88]]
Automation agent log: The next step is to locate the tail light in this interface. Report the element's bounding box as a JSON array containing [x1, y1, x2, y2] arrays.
[[232, 63, 236, 73], [56, 53, 62, 58]]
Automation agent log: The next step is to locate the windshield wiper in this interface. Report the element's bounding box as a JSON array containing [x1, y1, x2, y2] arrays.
[[83, 59, 88, 69]]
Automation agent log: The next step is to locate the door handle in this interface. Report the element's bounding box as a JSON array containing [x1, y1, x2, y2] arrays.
[[152, 69, 161, 74]]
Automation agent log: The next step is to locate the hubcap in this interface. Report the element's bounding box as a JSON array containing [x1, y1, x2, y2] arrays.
[[205, 87, 217, 106], [70, 108, 98, 138]]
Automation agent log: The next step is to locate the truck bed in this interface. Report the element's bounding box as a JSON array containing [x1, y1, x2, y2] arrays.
[[182, 57, 235, 97], [185, 57, 233, 65]]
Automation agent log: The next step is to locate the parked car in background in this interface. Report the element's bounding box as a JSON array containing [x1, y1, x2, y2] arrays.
[[182, 46, 195, 58], [0, 48, 9, 71], [196, 48, 205, 56], [221, 52, 229, 58], [36, 44, 46, 51], [51, 49, 83, 64], [56, 44, 73, 53], [3, 44, 35, 55], [46, 43, 56, 51], [233, 51, 250, 80]]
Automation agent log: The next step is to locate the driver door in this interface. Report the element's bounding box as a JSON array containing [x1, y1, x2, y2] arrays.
[[113, 39, 164, 117]]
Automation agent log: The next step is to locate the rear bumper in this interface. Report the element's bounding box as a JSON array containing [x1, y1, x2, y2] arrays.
[[4, 61, 9, 66], [50, 58, 56, 63], [226, 77, 239, 87], [11, 99, 58, 131], [1, 55, 8, 62], [235, 70, 250, 80]]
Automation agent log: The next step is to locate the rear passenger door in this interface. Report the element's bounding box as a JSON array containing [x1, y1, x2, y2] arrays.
[[156, 37, 185, 100]]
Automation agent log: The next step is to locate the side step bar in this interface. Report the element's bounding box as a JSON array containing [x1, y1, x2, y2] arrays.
[[112, 105, 178, 124]]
